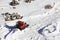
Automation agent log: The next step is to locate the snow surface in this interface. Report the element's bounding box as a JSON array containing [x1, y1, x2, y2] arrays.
[[0, 0, 60, 40]]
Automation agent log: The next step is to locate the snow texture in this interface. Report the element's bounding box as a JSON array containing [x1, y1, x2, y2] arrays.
[[0, 0, 60, 40]]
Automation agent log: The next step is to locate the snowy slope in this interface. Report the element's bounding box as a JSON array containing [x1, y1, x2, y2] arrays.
[[0, 0, 60, 40]]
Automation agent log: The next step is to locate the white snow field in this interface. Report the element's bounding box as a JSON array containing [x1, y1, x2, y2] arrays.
[[0, 0, 60, 40]]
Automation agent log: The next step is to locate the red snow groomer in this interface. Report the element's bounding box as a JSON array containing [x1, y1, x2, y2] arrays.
[[16, 21, 29, 30]]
